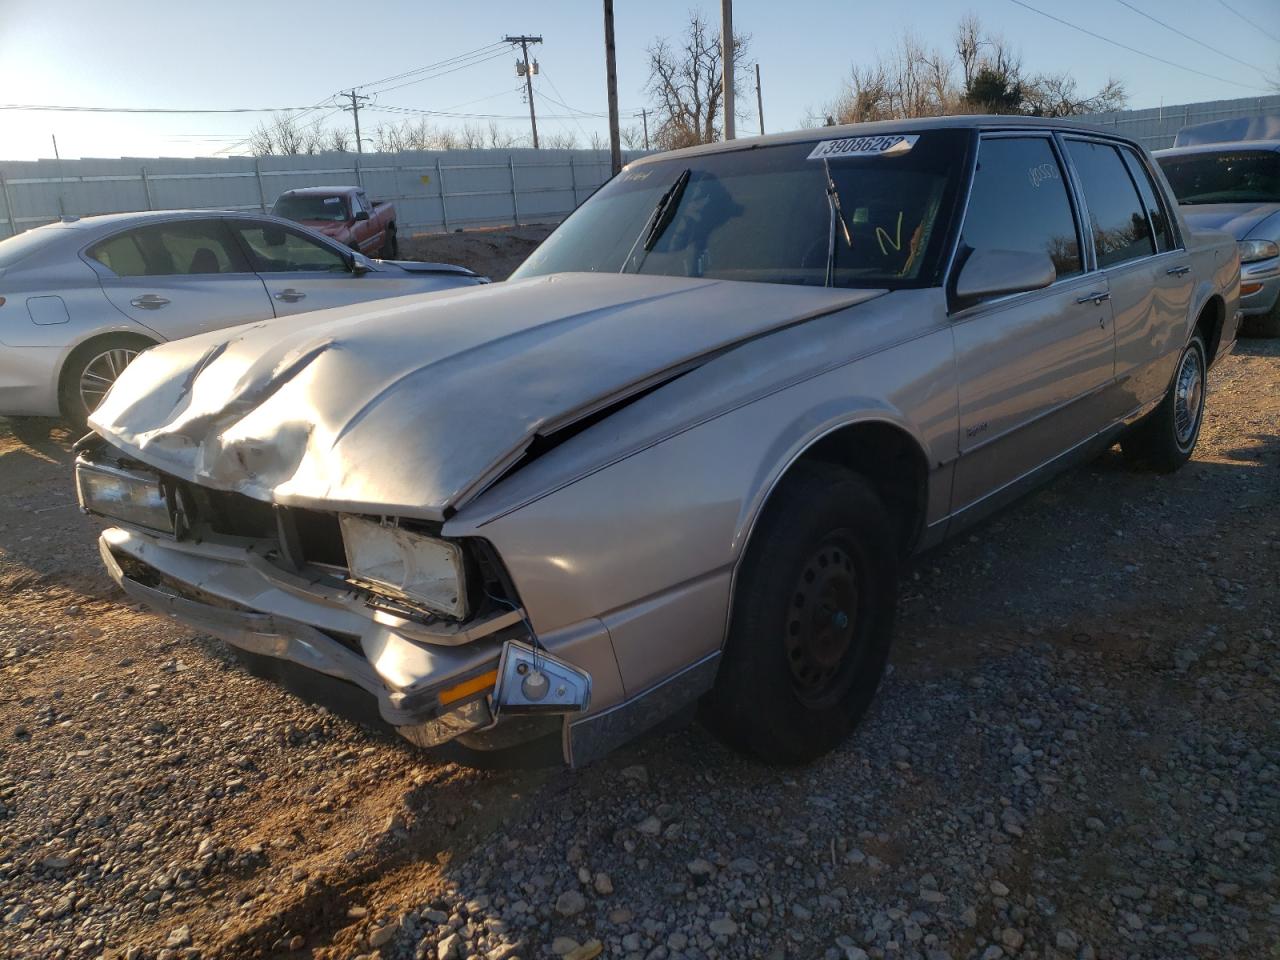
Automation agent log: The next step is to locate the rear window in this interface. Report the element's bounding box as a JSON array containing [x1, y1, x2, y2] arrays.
[[1157, 150, 1280, 204], [273, 195, 350, 222]]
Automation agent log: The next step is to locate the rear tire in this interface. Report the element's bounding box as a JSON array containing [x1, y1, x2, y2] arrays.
[[381, 223, 399, 259], [58, 333, 155, 431], [1120, 332, 1207, 473], [700, 463, 899, 764]]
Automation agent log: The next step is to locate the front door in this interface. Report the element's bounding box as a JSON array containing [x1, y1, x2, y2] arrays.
[[228, 221, 394, 317], [950, 134, 1117, 516], [86, 218, 273, 340]]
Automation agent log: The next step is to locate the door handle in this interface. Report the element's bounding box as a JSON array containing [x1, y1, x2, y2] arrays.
[[1075, 292, 1111, 305], [274, 289, 306, 302], [1166, 265, 1191, 277], [129, 294, 170, 309]]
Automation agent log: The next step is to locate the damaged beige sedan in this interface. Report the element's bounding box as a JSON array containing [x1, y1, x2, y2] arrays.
[[77, 117, 1239, 766]]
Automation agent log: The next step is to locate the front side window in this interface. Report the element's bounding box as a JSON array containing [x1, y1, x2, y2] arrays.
[[512, 129, 971, 290], [88, 221, 247, 277], [959, 136, 1083, 281], [233, 223, 349, 273], [1120, 147, 1174, 253], [1066, 140, 1156, 269], [1157, 149, 1280, 205], [272, 194, 350, 222]]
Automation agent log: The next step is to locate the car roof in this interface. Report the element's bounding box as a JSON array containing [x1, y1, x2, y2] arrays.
[[277, 186, 361, 196], [37, 209, 269, 231], [1154, 140, 1280, 157], [627, 114, 1128, 167]]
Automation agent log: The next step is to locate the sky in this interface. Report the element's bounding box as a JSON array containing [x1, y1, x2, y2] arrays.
[[0, 0, 1276, 161]]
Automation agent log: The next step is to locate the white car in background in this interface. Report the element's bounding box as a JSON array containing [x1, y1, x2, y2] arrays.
[[0, 210, 485, 425]]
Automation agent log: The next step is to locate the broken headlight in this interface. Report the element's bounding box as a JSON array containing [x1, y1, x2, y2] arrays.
[[339, 515, 468, 620], [75, 458, 174, 535]]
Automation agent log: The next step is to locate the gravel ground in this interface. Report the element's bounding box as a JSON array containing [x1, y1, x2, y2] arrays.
[[400, 226, 555, 281], [0, 334, 1276, 960]]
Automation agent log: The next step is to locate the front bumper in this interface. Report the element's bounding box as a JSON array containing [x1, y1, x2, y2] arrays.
[[98, 527, 594, 753], [1240, 256, 1280, 317]]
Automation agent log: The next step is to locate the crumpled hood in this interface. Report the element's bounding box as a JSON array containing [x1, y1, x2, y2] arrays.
[[89, 273, 881, 520], [1179, 202, 1280, 240]]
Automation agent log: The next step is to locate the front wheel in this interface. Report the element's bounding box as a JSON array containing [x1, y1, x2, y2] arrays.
[[1240, 299, 1280, 338], [700, 463, 899, 764], [58, 333, 155, 430], [1121, 332, 1207, 473]]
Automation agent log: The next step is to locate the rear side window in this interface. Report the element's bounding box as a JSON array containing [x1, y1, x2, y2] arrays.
[[88, 221, 248, 277], [1120, 147, 1175, 253], [960, 136, 1083, 281], [1065, 140, 1156, 268]]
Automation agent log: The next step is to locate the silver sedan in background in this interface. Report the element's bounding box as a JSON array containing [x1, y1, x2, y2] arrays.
[[0, 210, 485, 425]]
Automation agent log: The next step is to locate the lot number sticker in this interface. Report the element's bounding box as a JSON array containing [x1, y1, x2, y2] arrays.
[[807, 135, 919, 160]]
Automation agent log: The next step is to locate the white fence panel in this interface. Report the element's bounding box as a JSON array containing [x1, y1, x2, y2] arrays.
[[0, 148, 644, 238]]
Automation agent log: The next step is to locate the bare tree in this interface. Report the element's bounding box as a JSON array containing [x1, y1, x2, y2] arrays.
[[822, 14, 1126, 125], [619, 125, 645, 150], [541, 130, 581, 149], [248, 112, 309, 156], [646, 10, 751, 149]]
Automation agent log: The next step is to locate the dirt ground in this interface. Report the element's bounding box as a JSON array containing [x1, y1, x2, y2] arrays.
[[0, 330, 1276, 960], [400, 225, 555, 281]]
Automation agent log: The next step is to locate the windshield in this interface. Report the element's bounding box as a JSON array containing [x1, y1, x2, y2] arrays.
[[511, 129, 971, 289], [272, 194, 350, 222], [1157, 150, 1280, 205]]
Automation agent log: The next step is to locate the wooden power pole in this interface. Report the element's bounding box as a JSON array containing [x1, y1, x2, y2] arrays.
[[603, 0, 622, 175], [505, 35, 543, 149], [755, 63, 764, 135], [721, 0, 735, 140]]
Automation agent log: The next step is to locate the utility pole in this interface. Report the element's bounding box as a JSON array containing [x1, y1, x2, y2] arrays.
[[344, 90, 370, 153], [602, 2, 622, 175], [721, 0, 735, 140], [755, 63, 764, 135], [505, 35, 543, 149], [637, 108, 649, 150]]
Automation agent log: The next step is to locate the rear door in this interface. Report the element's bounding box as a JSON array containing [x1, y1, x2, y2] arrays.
[[1063, 137, 1194, 410], [87, 218, 273, 340], [950, 134, 1118, 514], [229, 220, 402, 316]]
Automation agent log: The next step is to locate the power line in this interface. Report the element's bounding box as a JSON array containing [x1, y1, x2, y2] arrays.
[[1005, 0, 1273, 92], [1111, 0, 1272, 77], [0, 103, 325, 114], [351, 42, 508, 92], [368, 48, 512, 96], [1214, 0, 1280, 44]]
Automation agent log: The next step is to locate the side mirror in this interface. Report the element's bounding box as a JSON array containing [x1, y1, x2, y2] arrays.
[[349, 253, 371, 275], [353, 210, 370, 222], [954, 249, 1056, 306]]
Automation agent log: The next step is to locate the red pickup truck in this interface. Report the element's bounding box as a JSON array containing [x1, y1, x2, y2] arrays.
[[271, 186, 399, 258]]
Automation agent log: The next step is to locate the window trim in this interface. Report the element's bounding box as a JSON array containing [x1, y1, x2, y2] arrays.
[[81, 216, 256, 280], [1118, 144, 1185, 253], [946, 131, 1089, 315], [1057, 134, 1174, 273]]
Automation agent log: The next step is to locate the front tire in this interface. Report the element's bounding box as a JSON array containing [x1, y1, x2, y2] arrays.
[[1121, 332, 1207, 473], [58, 333, 155, 430], [700, 463, 899, 764]]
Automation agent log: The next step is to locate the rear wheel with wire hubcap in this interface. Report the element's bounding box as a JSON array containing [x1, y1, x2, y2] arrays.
[[1120, 332, 1207, 473], [58, 333, 155, 430], [701, 462, 899, 764]]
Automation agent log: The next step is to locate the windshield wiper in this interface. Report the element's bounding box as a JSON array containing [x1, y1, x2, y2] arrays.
[[823, 158, 853, 287], [622, 168, 691, 272]]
